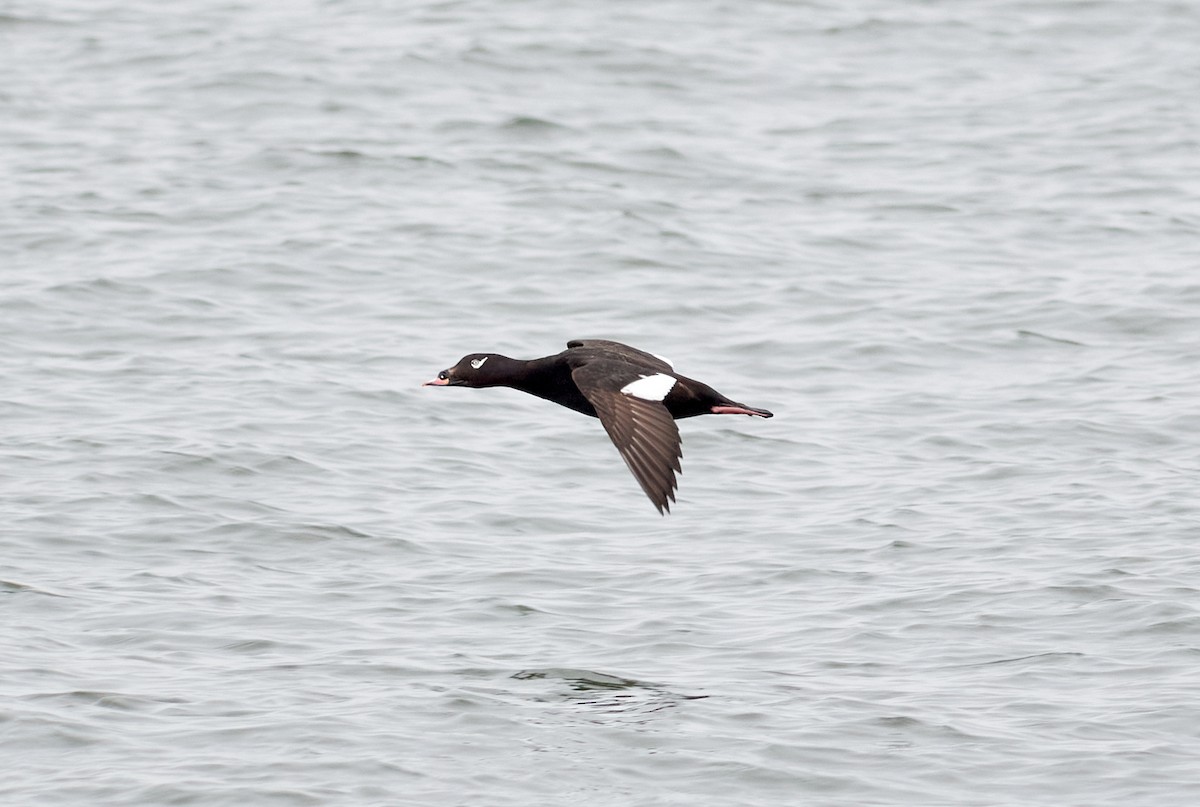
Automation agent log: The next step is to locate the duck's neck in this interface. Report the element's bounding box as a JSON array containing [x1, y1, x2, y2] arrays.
[[498, 354, 561, 394], [503, 353, 595, 416]]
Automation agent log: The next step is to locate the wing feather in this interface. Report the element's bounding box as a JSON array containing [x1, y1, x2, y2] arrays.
[[572, 362, 683, 514], [567, 339, 673, 373]]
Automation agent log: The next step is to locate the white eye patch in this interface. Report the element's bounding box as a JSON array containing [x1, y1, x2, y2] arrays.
[[620, 373, 677, 401], [470, 357, 488, 369]]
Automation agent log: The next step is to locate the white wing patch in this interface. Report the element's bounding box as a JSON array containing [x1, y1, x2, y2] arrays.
[[621, 373, 677, 402], [470, 357, 488, 369], [651, 353, 674, 368]]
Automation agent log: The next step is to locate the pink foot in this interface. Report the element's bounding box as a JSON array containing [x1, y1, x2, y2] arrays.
[[711, 405, 773, 417]]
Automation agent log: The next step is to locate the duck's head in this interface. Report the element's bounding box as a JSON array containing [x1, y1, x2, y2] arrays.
[[421, 353, 507, 388]]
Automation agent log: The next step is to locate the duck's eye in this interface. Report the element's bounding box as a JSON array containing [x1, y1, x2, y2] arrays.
[[438, 371, 449, 380]]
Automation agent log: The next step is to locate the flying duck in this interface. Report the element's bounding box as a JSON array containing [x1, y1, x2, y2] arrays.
[[423, 339, 773, 513]]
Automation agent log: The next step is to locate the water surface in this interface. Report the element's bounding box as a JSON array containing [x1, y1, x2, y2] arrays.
[[3, 1, 1200, 805]]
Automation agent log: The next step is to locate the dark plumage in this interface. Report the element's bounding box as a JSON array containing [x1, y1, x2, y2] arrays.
[[423, 339, 773, 514]]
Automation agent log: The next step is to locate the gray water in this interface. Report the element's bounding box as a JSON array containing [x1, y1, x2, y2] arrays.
[[4, 1, 1200, 804]]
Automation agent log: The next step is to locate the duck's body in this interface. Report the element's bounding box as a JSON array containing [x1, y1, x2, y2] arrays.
[[423, 339, 773, 514]]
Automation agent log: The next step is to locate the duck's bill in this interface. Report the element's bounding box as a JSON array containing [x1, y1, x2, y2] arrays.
[[421, 377, 450, 387]]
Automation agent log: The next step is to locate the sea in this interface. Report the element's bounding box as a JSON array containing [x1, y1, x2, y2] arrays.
[[3, 1, 1199, 805]]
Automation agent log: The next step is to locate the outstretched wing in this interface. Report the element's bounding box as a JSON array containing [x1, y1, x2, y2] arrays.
[[571, 361, 682, 514]]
